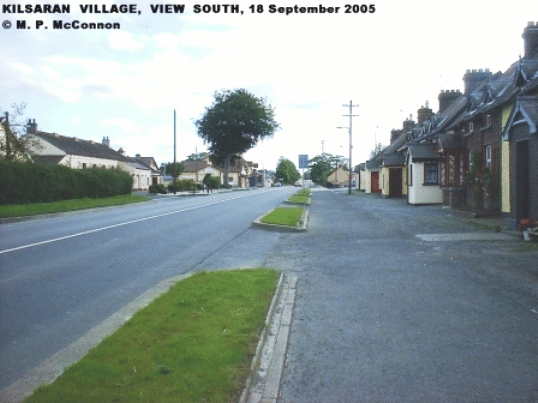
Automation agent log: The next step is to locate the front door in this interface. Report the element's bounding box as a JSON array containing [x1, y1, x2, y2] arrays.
[[516, 140, 530, 223], [389, 168, 403, 197], [371, 171, 380, 193]]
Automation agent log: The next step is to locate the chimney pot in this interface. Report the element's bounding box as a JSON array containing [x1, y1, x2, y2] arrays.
[[523, 22, 538, 59]]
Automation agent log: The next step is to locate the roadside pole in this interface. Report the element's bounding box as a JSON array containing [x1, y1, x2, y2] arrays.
[[173, 109, 177, 195], [339, 101, 358, 195]]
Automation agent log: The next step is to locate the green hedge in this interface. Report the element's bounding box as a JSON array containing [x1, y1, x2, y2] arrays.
[[0, 162, 133, 205]]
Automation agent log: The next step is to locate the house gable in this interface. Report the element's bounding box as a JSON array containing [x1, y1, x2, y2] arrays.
[[503, 97, 538, 140]]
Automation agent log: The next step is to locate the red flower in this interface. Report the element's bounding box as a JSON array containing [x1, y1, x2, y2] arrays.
[[519, 218, 533, 230]]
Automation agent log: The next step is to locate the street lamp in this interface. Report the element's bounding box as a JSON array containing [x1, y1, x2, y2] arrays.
[[337, 126, 352, 194]]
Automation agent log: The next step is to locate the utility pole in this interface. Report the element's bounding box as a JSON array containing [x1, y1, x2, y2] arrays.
[[338, 101, 359, 194], [173, 109, 177, 195]]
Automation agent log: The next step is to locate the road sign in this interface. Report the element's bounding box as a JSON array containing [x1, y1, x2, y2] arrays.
[[298, 154, 309, 169]]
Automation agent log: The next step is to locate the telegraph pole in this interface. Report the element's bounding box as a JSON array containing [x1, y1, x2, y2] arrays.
[[339, 101, 359, 194], [173, 109, 177, 195]]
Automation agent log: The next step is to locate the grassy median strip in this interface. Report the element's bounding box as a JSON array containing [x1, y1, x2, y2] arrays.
[[260, 206, 305, 227], [0, 194, 150, 218], [286, 188, 312, 205], [24, 269, 280, 403]]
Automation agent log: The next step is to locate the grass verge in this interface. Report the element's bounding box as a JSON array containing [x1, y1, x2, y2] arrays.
[[0, 194, 150, 218], [24, 269, 280, 403], [260, 206, 305, 227], [286, 189, 311, 205]]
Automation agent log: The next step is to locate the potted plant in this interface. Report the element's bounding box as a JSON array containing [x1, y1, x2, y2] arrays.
[[518, 219, 537, 241]]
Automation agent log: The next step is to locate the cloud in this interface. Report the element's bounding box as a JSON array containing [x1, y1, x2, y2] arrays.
[[102, 117, 142, 133], [108, 31, 145, 51]]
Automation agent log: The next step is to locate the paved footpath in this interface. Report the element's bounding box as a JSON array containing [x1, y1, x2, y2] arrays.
[[264, 189, 538, 403]]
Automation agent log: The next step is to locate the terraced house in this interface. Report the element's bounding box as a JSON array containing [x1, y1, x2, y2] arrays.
[[358, 22, 538, 229], [22, 120, 162, 191]]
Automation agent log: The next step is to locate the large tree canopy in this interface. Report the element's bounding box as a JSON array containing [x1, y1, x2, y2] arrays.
[[194, 88, 280, 187], [309, 153, 348, 185], [275, 157, 300, 185]]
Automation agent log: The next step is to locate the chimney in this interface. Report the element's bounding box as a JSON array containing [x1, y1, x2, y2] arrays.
[[523, 22, 538, 59], [390, 129, 403, 144], [26, 119, 38, 134], [417, 101, 433, 124], [402, 115, 415, 133], [135, 153, 141, 160], [463, 68, 492, 94], [102, 136, 110, 147], [438, 89, 462, 113]]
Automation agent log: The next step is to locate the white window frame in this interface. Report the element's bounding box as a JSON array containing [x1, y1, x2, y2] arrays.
[[423, 162, 438, 185], [485, 145, 492, 169]]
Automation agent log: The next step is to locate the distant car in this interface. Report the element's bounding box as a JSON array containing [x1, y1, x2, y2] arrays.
[[274, 182, 282, 187], [294, 180, 302, 187]]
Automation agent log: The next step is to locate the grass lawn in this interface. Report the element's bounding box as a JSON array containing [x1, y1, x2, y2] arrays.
[[260, 206, 305, 227], [0, 194, 150, 218], [24, 269, 280, 403]]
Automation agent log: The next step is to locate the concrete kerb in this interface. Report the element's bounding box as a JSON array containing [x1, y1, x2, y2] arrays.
[[240, 274, 298, 403], [0, 268, 293, 403], [252, 208, 309, 232], [0, 272, 194, 403]]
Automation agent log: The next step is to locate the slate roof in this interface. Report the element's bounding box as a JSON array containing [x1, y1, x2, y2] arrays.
[[382, 152, 406, 166], [31, 131, 131, 162], [407, 143, 439, 161]]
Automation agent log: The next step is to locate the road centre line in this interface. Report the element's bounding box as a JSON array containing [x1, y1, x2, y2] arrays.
[[0, 189, 276, 255]]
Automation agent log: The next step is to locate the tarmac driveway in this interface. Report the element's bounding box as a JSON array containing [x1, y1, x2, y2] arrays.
[[265, 189, 538, 403]]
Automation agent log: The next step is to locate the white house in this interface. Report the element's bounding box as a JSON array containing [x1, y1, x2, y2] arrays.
[[406, 143, 442, 205], [23, 120, 160, 191]]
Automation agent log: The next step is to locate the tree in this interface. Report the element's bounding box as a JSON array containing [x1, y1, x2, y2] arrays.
[[186, 151, 210, 161], [0, 102, 30, 162], [195, 88, 280, 188], [275, 157, 300, 185], [162, 161, 185, 179], [308, 153, 347, 185], [369, 142, 386, 160]]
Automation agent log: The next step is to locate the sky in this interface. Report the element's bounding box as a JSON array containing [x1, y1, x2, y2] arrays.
[[1, 0, 537, 171]]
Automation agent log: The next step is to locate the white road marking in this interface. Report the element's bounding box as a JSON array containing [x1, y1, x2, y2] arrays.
[[0, 189, 280, 255], [415, 232, 514, 242]]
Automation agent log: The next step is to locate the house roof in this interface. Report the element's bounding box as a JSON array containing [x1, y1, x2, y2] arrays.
[[437, 131, 464, 151], [407, 143, 439, 161], [32, 155, 65, 165], [182, 156, 255, 174], [30, 131, 131, 162], [503, 95, 538, 139], [365, 159, 382, 170], [382, 152, 406, 166]]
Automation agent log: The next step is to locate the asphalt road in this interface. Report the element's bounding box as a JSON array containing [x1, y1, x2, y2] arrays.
[[265, 189, 538, 402], [0, 186, 296, 391]]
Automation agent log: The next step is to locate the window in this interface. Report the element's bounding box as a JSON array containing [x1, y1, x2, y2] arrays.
[[485, 145, 492, 169], [469, 150, 475, 170], [408, 164, 413, 186], [469, 122, 474, 132], [424, 162, 438, 184], [486, 115, 492, 127]]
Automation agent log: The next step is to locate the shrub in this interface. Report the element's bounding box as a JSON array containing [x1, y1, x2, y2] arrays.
[[0, 162, 132, 205], [149, 183, 168, 194]]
